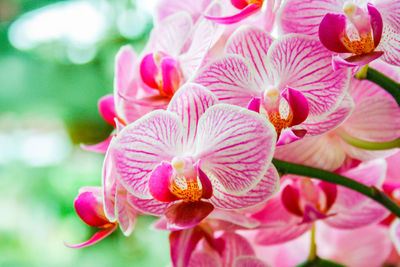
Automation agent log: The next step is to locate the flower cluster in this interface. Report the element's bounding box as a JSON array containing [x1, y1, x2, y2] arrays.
[[68, 0, 400, 266]]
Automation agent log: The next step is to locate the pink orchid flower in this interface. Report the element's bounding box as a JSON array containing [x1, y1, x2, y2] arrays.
[[156, 0, 213, 23], [65, 187, 118, 248], [279, 0, 400, 68], [107, 83, 279, 230], [275, 61, 400, 171], [254, 222, 392, 267], [249, 159, 389, 246], [195, 26, 350, 144]]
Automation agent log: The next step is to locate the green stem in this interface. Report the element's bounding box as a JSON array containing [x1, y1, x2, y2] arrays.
[[355, 66, 400, 106], [338, 130, 400, 150], [272, 158, 400, 218], [308, 224, 317, 261]]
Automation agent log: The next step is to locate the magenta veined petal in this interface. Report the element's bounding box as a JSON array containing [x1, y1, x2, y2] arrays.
[[98, 94, 117, 126], [282, 88, 309, 127], [332, 51, 384, 70], [247, 98, 261, 113], [65, 224, 118, 249], [110, 110, 183, 198], [204, 4, 261, 24], [140, 53, 159, 89], [165, 201, 214, 230], [148, 162, 179, 202], [318, 13, 350, 53], [196, 104, 276, 194], [368, 3, 383, 48]]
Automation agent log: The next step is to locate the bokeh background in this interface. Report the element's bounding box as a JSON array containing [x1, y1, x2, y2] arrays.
[[0, 0, 171, 266]]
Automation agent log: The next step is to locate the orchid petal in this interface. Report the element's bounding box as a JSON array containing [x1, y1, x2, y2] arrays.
[[281, 88, 309, 126], [276, 129, 307, 146], [74, 188, 109, 228], [165, 201, 214, 230], [267, 34, 349, 117], [197, 104, 276, 194], [195, 55, 259, 107], [247, 98, 260, 113], [65, 224, 117, 249], [275, 135, 346, 171], [210, 165, 279, 209], [98, 94, 116, 126], [128, 194, 170, 216], [374, 0, 400, 32], [318, 13, 350, 53], [208, 210, 261, 229], [377, 22, 400, 66], [318, 181, 337, 211], [189, 251, 222, 267], [161, 57, 180, 95], [148, 12, 193, 56], [301, 204, 327, 223], [115, 185, 136, 236], [341, 81, 400, 142], [332, 51, 384, 71], [225, 26, 274, 84], [317, 223, 392, 267], [252, 197, 312, 245], [300, 93, 354, 136], [281, 185, 303, 217], [198, 166, 213, 199], [140, 53, 158, 89], [391, 219, 400, 254], [102, 144, 117, 221], [233, 256, 268, 267], [156, 0, 213, 22], [110, 110, 182, 198], [148, 162, 178, 202], [220, 232, 255, 267], [114, 45, 137, 98], [81, 135, 113, 154], [167, 83, 218, 151], [170, 226, 205, 267], [278, 0, 344, 36], [204, 4, 261, 25], [368, 4, 383, 48]]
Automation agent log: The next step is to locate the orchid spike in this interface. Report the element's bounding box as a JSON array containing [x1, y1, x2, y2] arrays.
[[65, 187, 118, 248], [109, 83, 279, 229], [195, 26, 350, 143]]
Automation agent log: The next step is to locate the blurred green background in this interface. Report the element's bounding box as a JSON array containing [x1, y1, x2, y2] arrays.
[[0, 0, 170, 266]]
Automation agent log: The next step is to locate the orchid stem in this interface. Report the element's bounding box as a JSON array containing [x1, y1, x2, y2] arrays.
[[338, 130, 400, 150], [308, 224, 317, 261], [272, 159, 400, 218], [355, 66, 400, 106]]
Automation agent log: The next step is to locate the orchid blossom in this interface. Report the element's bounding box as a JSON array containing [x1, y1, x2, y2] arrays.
[[249, 160, 389, 246], [107, 83, 279, 230], [275, 61, 400, 171], [279, 0, 400, 68], [195, 26, 350, 144]]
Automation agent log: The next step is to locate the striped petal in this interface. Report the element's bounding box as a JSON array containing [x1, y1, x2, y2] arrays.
[[167, 83, 218, 151], [278, 0, 344, 36], [147, 12, 193, 56], [225, 26, 274, 84], [210, 165, 280, 209], [170, 227, 205, 267], [110, 110, 182, 198], [127, 194, 170, 216], [220, 232, 255, 267], [375, 0, 400, 32], [196, 104, 276, 194], [115, 184, 137, 236], [267, 34, 350, 117], [378, 21, 400, 66], [194, 55, 260, 107]]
